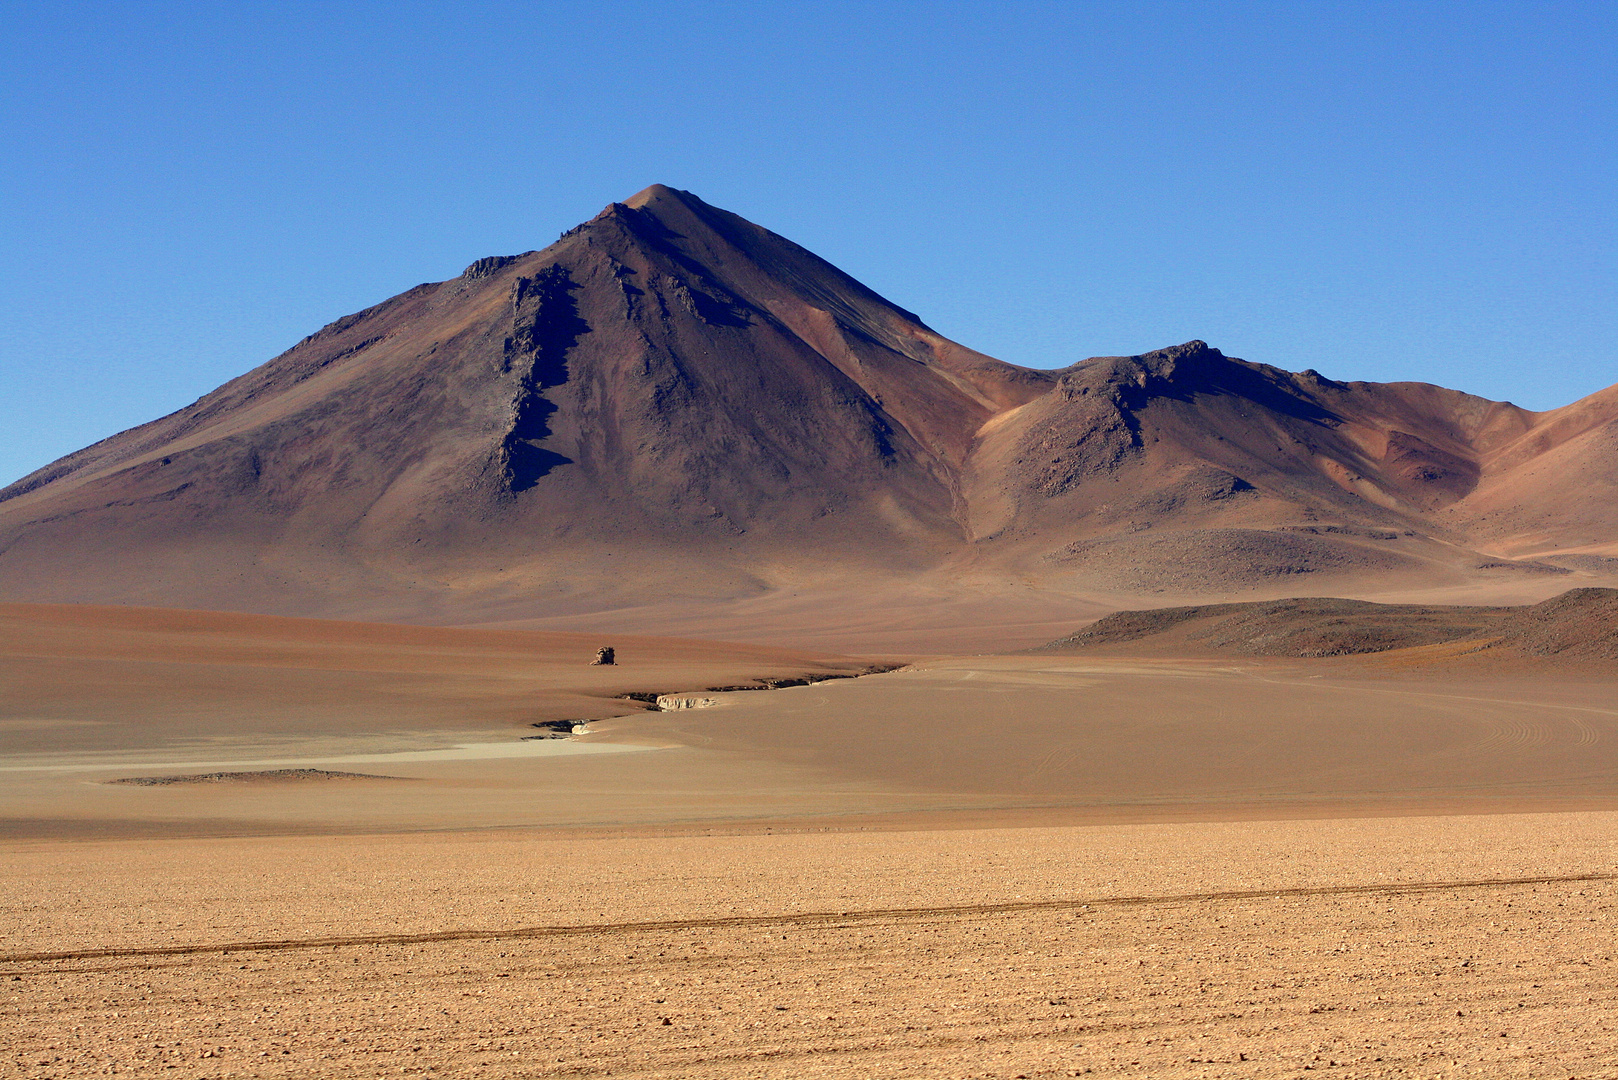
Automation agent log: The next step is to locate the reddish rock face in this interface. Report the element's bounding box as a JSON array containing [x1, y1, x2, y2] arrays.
[[0, 184, 1613, 629]]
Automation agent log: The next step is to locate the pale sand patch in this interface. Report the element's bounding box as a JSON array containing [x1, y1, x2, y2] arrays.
[[0, 737, 652, 774]]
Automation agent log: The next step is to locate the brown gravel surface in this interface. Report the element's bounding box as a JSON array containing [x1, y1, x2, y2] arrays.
[[4, 814, 1618, 1078]]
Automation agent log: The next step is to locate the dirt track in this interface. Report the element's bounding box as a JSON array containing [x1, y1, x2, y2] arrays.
[[8, 865, 1618, 1078], [9, 870, 1615, 966]]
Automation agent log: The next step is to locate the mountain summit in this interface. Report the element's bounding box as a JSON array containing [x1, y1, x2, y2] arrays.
[[1, 187, 1614, 642]]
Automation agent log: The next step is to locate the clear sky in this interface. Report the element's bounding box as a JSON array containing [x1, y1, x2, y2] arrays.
[[2, 1, 1613, 485]]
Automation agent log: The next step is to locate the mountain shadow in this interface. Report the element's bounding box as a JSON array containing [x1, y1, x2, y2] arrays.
[[502, 265, 588, 491]]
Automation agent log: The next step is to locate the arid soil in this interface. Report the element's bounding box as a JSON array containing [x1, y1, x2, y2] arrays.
[[7, 603, 1618, 838], [0, 601, 875, 753], [4, 602, 1618, 1076], [5, 816, 1618, 1079]]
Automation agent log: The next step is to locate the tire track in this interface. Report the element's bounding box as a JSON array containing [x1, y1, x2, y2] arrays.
[[1570, 715, 1603, 746], [6, 871, 1614, 967]]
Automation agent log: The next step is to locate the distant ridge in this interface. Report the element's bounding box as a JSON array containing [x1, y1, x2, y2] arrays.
[[1041, 588, 1618, 666], [0, 185, 1614, 643]]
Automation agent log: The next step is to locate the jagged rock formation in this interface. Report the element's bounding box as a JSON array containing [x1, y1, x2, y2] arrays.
[[0, 185, 1613, 637]]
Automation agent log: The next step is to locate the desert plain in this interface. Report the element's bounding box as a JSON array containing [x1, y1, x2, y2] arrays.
[[4, 595, 1618, 1080]]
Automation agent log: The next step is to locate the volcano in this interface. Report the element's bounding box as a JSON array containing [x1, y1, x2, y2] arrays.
[[1, 185, 1614, 647]]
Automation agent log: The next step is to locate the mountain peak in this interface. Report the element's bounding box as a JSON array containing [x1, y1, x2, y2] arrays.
[[623, 183, 689, 210]]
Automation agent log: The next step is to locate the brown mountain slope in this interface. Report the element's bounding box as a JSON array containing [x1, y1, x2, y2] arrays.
[[0, 186, 1613, 642], [0, 186, 1050, 622], [966, 340, 1599, 596], [1438, 383, 1618, 559]]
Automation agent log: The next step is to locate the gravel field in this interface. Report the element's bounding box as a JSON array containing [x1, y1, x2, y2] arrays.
[[5, 814, 1618, 1079]]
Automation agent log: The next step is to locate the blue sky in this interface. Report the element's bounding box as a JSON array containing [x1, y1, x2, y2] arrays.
[[2, 1, 1613, 484]]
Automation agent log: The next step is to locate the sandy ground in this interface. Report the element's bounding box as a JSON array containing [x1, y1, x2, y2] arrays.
[[4, 603, 1618, 1077], [4, 816, 1618, 1078], [470, 574, 1609, 654], [0, 602, 879, 753], [6, 608, 1617, 838]]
